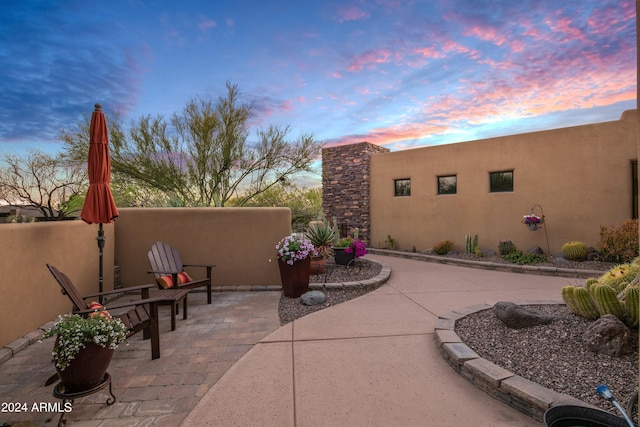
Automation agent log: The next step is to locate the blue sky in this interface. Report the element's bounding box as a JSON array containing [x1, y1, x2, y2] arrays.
[[0, 0, 636, 160]]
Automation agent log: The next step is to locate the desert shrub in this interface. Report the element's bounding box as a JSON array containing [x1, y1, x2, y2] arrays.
[[503, 251, 548, 265], [596, 219, 639, 263], [433, 240, 454, 255]]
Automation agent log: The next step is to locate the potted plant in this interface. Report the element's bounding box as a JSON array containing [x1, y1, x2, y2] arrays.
[[306, 214, 339, 274], [40, 311, 127, 392], [333, 229, 368, 266], [522, 214, 544, 231], [275, 233, 317, 297]]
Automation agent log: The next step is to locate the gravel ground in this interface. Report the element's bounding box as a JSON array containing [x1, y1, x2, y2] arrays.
[[278, 254, 638, 420], [456, 305, 638, 421]]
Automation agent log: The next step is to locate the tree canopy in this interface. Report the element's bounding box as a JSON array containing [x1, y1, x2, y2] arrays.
[[61, 82, 322, 207]]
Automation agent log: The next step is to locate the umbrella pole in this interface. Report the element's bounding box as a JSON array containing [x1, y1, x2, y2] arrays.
[[97, 223, 105, 304]]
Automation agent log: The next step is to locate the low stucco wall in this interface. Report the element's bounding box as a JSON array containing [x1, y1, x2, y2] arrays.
[[114, 208, 291, 289], [370, 110, 638, 254], [0, 221, 115, 348]]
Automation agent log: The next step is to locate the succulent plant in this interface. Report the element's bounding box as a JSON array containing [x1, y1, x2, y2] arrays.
[[305, 214, 339, 258], [624, 285, 639, 328], [562, 241, 589, 261], [592, 283, 624, 320], [598, 263, 638, 293], [498, 240, 516, 256], [573, 286, 600, 320]]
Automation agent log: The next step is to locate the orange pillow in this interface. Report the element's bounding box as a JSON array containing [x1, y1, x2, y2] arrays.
[[156, 275, 174, 289], [177, 271, 193, 284], [88, 301, 112, 319]]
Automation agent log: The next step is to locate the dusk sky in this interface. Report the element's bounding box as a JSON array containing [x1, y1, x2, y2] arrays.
[[1, 1, 636, 166]]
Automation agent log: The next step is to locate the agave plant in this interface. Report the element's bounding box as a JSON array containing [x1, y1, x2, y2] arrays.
[[306, 214, 339, 258]]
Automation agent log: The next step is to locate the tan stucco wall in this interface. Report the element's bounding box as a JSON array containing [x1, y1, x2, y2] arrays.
[[114, 207, 290, 289], [0, 221, 115, 347], [1, 208, 290, 349], [370, 110, 638, 254]]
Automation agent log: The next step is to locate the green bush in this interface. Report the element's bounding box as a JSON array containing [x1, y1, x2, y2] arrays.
[[596, 219, 639, 263], [433, 240, 454, 255], [503, 251, 548, 265]]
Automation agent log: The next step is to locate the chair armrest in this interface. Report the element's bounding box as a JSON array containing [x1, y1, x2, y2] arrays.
[[83, 283, 156, 299], [75, 297, 164, 314], [183, 264, 216, 268]]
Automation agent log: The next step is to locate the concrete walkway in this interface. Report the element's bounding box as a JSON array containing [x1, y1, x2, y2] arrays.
[[181, 255, 576, 427], [0, 254, 579, 426]]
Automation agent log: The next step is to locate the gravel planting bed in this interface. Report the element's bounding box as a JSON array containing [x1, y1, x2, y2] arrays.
[[278, 254, 638, 420], [456, 304, 638, 419]]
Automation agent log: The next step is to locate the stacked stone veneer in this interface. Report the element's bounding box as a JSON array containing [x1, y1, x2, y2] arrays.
[[322, 142, 390, 244]]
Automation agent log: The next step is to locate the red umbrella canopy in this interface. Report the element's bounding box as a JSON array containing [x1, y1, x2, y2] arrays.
[[80, 104, 119, 224]]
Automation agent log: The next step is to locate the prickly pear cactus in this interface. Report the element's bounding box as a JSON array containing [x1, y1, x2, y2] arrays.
[[561, 241, 589, 261], [592, 283, 624, 321]]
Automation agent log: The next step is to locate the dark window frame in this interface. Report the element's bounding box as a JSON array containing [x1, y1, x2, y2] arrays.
[[437, 175, 457, 195], [394, 178, 411, 197], [489, 170, 514, 193]]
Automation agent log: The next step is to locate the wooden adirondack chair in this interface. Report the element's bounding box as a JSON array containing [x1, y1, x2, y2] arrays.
[[46, 263, 162, 360], [147, 241, 215, 304]]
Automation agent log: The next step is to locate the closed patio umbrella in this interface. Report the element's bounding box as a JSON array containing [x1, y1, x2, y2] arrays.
[[80, 104, 119, 301]]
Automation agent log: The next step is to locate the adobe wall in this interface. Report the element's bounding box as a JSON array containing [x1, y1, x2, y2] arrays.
[[0, 207, 291, 349], [322, 142, 390, 243], [0, 221, 115, 348], [367, 110, 638, 254], [114, 207, 290, 290]]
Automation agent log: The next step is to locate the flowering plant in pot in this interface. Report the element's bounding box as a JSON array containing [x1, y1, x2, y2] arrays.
[[333, 229, 368, 265], [275, 233, 317, 297], [40, 311, 127, 392], [522, 214, 544, 230]]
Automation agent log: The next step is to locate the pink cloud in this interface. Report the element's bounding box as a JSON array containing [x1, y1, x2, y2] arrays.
[[336, 6, 370, 23], [348, 49, 393, 72], [198, 18, 217, 32]]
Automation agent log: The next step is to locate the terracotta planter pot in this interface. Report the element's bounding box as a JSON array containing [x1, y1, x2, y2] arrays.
[[333, 247, 355, 266], [278, 257, 311, 298], [55, 340, 114, 393], [310, 256, 326, 275]]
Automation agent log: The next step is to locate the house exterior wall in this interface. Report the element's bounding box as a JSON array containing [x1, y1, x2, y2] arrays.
[[366, 110, 638, 254]]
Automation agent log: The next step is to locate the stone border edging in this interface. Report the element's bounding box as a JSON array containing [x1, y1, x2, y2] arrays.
[[367, 248, 606, 278], [435, 301, 600, 422], [0, 259, 392, 367]]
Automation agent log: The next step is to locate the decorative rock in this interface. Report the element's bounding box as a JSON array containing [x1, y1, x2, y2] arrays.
[[493, 302, 555, 329], [553, 257, 571, 267], [526, 246, 543, 255], [480, 248, 496, 258], [300, 290, 325, 306], [582, 314, 633, 357]]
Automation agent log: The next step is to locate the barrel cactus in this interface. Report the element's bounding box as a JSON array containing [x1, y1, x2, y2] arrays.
[[561, 241, 589, 261], [592, 283, 624, 321], [624, 285, 639, 328], [598, 263, 638, 293], [572, 286, 600, 320], [498, 240, 516, 256]]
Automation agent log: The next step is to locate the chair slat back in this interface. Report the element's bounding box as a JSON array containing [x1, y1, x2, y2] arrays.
[[148, 241, 184, 278], [46, 264, 90, 312]]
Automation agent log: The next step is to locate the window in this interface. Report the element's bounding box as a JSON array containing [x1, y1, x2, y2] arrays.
[[437, 175, 457, 195], [489, 171, 513, 192], [394, 179, 411, 196]]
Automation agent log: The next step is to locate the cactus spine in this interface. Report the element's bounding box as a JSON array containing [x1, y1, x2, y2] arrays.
[[592, 284, 624, 321]]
